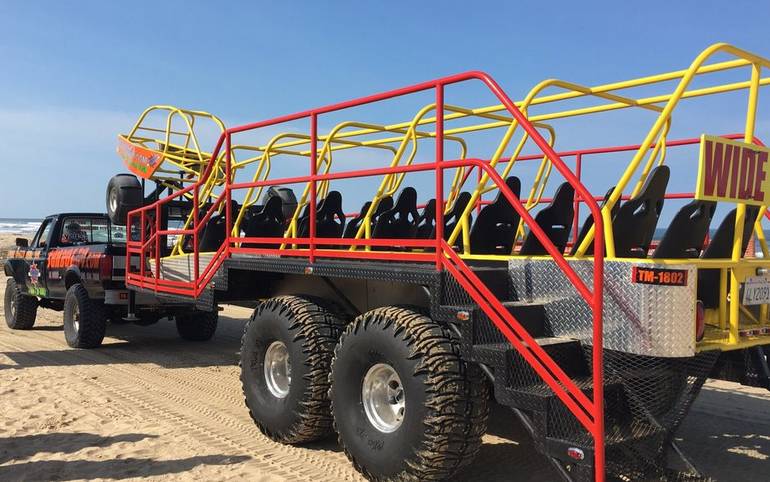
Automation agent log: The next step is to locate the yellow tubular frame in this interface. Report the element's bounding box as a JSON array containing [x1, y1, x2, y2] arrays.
[[132, 44, 770, 352], [448, 77, 665, 252]]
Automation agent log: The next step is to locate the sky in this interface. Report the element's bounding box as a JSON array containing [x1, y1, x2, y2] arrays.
[[1, 0, 770, 219]]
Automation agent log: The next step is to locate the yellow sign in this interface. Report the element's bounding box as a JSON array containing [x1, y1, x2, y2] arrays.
[[695, 135, 770, 206]]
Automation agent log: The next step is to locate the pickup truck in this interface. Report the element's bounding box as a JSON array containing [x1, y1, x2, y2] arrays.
[[3, 212, 217, 348]]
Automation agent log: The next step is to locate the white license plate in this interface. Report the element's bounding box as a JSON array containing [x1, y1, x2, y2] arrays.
[[742, 276, 770, 305]]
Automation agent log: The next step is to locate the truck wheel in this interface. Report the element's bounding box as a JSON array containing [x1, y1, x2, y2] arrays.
[[240, 296, 344, 443], [106, 173, 143, 225], [330, 306, 489, 481], [63, 284, 106, 348], [176, 310, 218, 341], [4, 279, 38, 329]]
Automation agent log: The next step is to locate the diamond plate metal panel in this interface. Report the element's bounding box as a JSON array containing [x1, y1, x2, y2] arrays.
[[508, 259, 696, 357]]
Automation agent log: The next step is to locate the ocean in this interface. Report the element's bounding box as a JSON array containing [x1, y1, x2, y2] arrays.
[[0, 218, 42, 234]]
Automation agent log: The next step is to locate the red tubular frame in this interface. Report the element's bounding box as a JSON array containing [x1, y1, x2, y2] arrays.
[[126, 71, 607, 480]]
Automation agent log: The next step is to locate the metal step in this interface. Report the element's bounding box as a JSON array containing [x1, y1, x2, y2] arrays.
[[437, 300, 548, 343], [470, 339, 669, 474], [467, 264, 511, 299]]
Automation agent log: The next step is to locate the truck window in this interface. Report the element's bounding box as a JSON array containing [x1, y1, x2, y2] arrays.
[[31, 218, 53, 248], [59, 216, 120, 246], [110, 223, 127, 243]]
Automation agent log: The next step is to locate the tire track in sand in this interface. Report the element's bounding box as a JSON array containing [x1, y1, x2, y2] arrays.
[[0, 333, 362, 482]]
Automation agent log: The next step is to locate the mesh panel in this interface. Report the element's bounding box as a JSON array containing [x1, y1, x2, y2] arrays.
[[588, 348, 719, 480], [440, 264, 718, 480]]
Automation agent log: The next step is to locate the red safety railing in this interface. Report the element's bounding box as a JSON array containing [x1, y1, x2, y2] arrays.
[[126, 71, 607, 479]]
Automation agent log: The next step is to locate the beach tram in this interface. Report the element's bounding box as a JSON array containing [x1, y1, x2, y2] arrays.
[[114, 43, 770, 481]]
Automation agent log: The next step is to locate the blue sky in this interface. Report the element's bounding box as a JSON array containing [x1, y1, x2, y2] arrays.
[[1, 1, 769, 219]]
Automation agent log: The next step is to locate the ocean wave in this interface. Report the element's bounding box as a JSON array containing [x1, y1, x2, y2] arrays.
[[0, 220, 41, 234]]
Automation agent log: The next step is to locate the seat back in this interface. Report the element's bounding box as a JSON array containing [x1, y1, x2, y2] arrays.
[[298, 191, 346, 238], [343, 196, 393, 239], [698, 206, 760, 308], [316, 190, 346, 238], [653, 200, 716, 258], [612, 166, 670, 258], [198, 215, 226, 252], [570, 186, 619, 256], [519, 182, 575, 255], [242, 195, 285, 248], [469, 176, 521, 255], [372, 187, 420, 243], [432, 191, 472, 250], [444, 192, 472, 236], [198, 200, 240, 252], [416, 199, 436, 239]]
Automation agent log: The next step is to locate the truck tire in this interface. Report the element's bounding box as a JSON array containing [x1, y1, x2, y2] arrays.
[[176, 310, 218, 341], [330, 306, 489, 481], [4, 278, 38, 329], [240, 295, 344, 443], [106, 173, 143, 225], [63, 283, 106, 348]]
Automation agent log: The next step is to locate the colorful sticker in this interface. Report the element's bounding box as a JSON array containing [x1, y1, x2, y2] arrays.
[[27, 285, 47, 297], [28, 262, 41, 285]]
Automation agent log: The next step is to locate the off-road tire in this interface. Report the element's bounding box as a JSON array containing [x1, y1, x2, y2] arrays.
[[330, 306, 489, 481], [175, 310, 218, 341], [4, 278, 37, 329], [240, 295, 345, 443], [106, 173, 143, 225], [63, 283, 106, 348]]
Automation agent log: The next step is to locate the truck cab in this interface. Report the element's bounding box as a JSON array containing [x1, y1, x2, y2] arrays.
[[3, 212, 215, 348], [5, 213, 125, 303]]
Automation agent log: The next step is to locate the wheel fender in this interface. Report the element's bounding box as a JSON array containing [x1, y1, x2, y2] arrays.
[[64, 266, 82, 290], [4, 259, 27, 284]]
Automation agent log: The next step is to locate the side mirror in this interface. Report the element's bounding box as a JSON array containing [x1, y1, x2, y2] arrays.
[[15, 237, 29, 248]]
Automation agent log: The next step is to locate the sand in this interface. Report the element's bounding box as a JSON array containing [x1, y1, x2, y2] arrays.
[[0, 274, 769, 481], [1, 233, 22, 262]]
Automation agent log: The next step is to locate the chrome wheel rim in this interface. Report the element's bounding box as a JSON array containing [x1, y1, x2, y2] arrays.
[[72, 302, 80, 332], [109, 189, 118, 213], [362, 363, 405, 433], [9, 294, 17, 321], [264, 341, 291, 398]]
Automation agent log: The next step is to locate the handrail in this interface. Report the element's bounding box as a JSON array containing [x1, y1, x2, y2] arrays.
[[127, 71, 607, 480]]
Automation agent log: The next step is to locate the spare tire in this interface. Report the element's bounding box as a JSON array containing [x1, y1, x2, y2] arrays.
[[262, 186, 297, 221], [106, 174, 143, 225]]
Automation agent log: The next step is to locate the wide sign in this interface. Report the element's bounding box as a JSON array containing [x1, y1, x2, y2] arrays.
[[116, 136, 164, 179], [695, 134, 770, 206]]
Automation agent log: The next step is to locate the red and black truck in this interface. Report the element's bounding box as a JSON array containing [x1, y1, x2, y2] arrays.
[[3, 212, 216, 348]]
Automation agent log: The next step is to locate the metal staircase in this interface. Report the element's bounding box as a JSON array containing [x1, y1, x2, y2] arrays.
[[434, 261, 713, 481]]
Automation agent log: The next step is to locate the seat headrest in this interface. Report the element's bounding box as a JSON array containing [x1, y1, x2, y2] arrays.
[[422, 198, 436, 221], [492, 176, 521, 205], [357, 201, 372, 218], [374, 196, 394, 217], [319, 191, 344, 219], [263, 195, 284, 221], [393, 188, 417, 215], [632, 166, 670, 204]]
